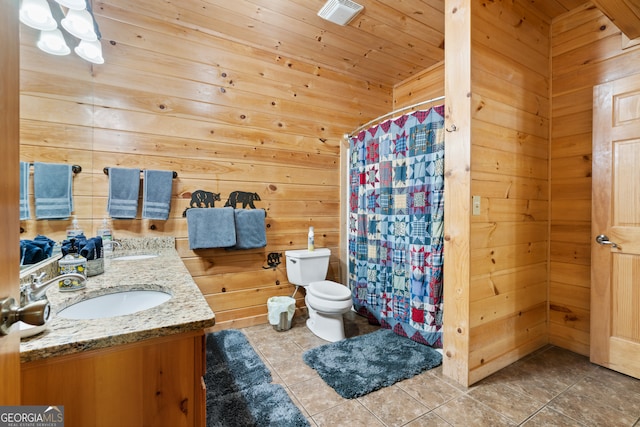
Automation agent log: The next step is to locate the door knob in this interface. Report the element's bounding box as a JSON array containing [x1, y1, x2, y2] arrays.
[[0, 297, 50, 336], [595, 234, 620, 249]]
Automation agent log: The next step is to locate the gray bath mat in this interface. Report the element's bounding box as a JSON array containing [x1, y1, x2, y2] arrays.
[[302, 328, 442, 399], [205, 329, 308, 427]]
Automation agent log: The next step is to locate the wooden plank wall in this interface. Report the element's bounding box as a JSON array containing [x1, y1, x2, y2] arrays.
[[385, 0, 640, 384], [18, 1, 392, 329], [550, 3, 640, 355], [393, 0, 553, 385], [442, 0, 473, 387], [393, 62, 444, 110], [466, 0, 551, 384]]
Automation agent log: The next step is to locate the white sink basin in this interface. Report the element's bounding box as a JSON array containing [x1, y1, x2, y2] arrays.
[[57, 290, 171, 320], [112, 254, 158, 261]]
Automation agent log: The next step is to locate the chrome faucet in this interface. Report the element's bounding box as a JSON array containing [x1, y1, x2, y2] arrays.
[[104, 240, 122, 256], [104, 240, 121, 249], [21, 272, 86, 304]]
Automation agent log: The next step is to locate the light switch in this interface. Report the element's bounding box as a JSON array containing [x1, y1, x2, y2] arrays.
[[472, 195, 481, 216]]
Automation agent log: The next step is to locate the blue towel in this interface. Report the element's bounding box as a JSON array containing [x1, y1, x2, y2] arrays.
[[107, 168, 140, 219], [20, 241, 45, 266], [232, 209, 267, 249], [33, 235, 55, 258], [20, 162, 31, 220], [33, 162, 73, 219], [142, 170, 174, 220], [62, 234, 103, 260], [186, 207, 236, 250], [19, 235, 57, 266], [79, 236, 103, 260]]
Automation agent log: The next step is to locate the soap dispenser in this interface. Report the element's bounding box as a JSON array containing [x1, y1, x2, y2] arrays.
[[58, 238, 87, 292], [97, 217, 113, 255], [66, 216, 84, 240]]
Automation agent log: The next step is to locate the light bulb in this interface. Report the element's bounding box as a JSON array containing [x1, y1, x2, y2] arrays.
[[74, 39, 104, 64], [61, 8, 97, 41], [54, 0, 87, 11], [37, 29, 71, 56], [20, 0, 57, 31]]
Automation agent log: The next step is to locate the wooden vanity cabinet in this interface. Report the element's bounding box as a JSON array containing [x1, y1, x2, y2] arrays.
[[21, 330, 206, 427]]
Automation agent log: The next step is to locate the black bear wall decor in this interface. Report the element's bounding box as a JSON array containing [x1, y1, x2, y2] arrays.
[[182, 190, 222, 217], [224, 191, 261, 209], [263, 252, 282, 269], [190, 190, 221, 208]]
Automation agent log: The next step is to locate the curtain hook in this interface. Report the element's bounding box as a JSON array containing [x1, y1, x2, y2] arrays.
[[445, 124, 457, 132]]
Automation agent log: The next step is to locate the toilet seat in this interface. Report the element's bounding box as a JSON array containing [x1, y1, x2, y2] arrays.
[[308, 280, 351, 301], [306, 281, 352, 315]]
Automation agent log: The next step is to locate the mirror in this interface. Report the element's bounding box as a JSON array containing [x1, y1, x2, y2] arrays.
[[19, 20, 95, 268], [20, 255, 62, 278]]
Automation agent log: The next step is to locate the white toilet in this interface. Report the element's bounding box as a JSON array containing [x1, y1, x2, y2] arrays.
[[285, 248, 353, 342]]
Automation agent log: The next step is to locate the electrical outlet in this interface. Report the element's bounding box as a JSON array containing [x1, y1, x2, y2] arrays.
[[472, 195, 481, 216]]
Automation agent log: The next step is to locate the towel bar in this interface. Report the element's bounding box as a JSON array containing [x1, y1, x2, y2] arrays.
[[103, 167, 178, 179], [28, 163, 81, 174]]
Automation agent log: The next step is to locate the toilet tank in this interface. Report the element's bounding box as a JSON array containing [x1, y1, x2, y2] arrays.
[[285, 248, 331, 286]]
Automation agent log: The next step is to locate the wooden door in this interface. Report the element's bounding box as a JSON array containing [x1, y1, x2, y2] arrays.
[[0, 0, 22, 404], [592, 73, 640, 379]]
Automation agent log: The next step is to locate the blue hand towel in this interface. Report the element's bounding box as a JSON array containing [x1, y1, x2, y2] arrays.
[[20, 241, 45, 266], [232, 209, 267, 249], [33, 162, 73, 219], [33, 235, 55, 258], [79, 236, 103, 260], [142, 169, 174, 220], [107, 168, 140, 219], [20, 235, 57, 265], [20, 162, 31, 220], [186, 207, 236, 250]]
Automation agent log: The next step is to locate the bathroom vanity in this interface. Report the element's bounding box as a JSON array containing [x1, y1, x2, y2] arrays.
[[19, 238, 216, 427]]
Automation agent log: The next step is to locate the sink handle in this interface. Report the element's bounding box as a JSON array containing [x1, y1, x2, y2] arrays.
[[0, 297, 50, 336]]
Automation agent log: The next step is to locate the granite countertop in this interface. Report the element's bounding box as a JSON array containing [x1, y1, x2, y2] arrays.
[[19, 237, 216, 363]]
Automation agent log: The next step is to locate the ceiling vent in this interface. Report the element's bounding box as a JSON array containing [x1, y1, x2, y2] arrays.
[[317, 0, 364, 26]]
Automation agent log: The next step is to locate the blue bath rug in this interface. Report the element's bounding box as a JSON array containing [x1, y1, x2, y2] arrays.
[[302, 328, 443, 399], [205, 330, 309, 427]]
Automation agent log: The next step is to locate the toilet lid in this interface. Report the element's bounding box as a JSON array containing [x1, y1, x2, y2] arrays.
[[309, 280, 352, 301]]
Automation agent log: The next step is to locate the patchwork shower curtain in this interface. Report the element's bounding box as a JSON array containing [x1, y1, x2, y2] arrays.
[[348, 105, 444, 347]]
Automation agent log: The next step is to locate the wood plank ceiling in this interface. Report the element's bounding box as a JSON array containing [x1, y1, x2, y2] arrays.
[[96, 0, 635, 88], [591, 0, 640, 40]]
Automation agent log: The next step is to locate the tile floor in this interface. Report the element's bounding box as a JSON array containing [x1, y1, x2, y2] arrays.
[[240, 310, 640, 426]]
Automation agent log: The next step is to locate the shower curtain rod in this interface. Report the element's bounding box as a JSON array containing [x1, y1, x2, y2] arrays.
[[345, 95, 445, 139]]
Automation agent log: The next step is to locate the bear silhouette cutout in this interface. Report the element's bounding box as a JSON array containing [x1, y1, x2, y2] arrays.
[[224, 191, 261, 209], [190, 190, 221, 208], [263, 252, 282, 269]]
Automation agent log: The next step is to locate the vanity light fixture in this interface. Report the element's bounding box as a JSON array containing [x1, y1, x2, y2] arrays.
[[19, 0, 105, 64], [19, 0, 57, 31]]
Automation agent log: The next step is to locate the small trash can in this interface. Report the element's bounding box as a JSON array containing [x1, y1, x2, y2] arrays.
[[267, 296, 296, 331]]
